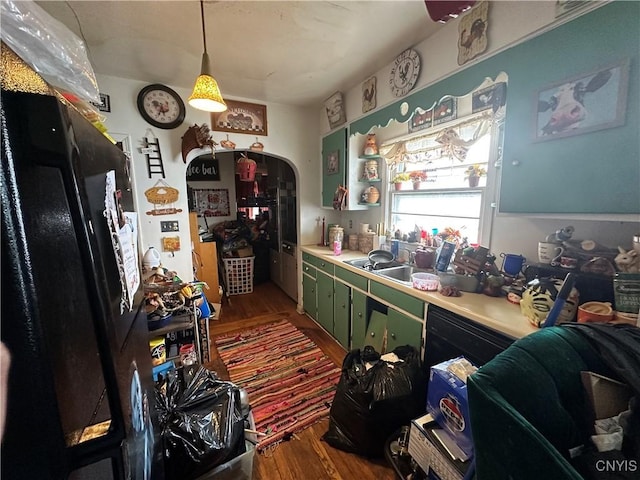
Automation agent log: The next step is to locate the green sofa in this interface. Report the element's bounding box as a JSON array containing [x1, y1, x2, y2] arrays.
[[467, 326, 617, 480]]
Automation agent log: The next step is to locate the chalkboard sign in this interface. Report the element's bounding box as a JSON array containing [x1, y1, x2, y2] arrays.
[[186, 154, 220, 181]]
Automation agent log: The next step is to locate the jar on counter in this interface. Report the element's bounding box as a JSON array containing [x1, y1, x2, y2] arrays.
[[329, 226, 344, 248], [347, 234, 358, 251]]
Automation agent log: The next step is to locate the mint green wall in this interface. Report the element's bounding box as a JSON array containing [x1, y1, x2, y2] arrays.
[[350, 1, 639, 214]]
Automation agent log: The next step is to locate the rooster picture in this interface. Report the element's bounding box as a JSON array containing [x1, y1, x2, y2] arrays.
[[151, 99, 170, 118], [460, 18, 486, 50], [457, 1, 489, 66], [398, 61, 411, 83], [362, 76, 377, 113]]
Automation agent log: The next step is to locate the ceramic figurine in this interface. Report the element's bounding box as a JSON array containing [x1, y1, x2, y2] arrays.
[[363, 133, 378, 156], [363, 159, 379, 180], [614, 247, 639, 273], [520, 277, 579, 327]]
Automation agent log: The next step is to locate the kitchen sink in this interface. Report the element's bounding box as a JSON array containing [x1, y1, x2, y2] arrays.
[[343, 257, 404, 270], [375, 265, 419, 284], [342, 257, 372, 269]]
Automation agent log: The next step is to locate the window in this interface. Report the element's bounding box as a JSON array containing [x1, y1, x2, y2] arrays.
[[386, 115, 495, 245]]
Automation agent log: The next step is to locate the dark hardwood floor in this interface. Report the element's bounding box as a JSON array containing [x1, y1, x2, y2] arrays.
[[204, 282, 396, 480]]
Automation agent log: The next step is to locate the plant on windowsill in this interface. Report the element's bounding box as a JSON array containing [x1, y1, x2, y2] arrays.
[[464, 164, 486, 187], [409, 170, 428, 190], [391, 172, 411, 191]]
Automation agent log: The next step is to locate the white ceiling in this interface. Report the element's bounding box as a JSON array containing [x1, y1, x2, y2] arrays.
[[35, 0, 445, 107]]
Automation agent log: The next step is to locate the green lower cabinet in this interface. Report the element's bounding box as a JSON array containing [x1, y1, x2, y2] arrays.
[[387, 308, 423, 352], [333, 280, 350, 349], [316, 271, 334, 334], [302, 273, 317, 320], [364, 310, 387, 353], [351, 289, 368, 350]]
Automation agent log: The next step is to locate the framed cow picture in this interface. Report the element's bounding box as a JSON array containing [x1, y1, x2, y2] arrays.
[[534, 58, 630, 142]]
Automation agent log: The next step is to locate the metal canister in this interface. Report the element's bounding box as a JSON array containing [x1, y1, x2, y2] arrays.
[[614, 273, 640, 313]]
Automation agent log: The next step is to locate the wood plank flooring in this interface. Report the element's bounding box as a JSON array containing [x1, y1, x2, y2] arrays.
[[204, 282, 396, 480]]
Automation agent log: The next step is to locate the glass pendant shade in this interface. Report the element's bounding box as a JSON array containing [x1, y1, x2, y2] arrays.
[[188, 52, 227, 112]]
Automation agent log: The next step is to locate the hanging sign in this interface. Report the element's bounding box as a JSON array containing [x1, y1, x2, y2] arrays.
[[186, 154, 220, 181]]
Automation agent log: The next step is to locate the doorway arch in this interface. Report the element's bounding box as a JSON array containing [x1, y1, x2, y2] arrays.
[[185, 148, 299, 301]]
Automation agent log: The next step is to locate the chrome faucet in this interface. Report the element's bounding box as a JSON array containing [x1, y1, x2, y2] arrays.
[[400, 247, 416, 265]]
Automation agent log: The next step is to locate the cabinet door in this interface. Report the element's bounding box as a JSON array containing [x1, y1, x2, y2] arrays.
[[351, 289, 368, 350], [387, 308, 423, 352], [270, 249, 282, 287], [321, 128, 347, 208], [281, 252, 298, 301], [364, 310, 387, 353], [316, 271, 334, 334], [302, 273, 317, 321], [333, 280, 350, 349]]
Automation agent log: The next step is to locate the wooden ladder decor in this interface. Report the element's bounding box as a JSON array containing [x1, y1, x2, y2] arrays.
[[142, 129, 165, 178]]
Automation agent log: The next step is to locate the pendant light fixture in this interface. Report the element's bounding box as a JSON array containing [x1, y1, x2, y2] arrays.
[[188, 0, 227, 112]]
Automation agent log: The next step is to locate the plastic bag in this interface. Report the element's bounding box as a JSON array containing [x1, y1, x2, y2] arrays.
[[323, 345, 427, 457], [155, 366, 246, 480], [0, 0, 99, 102]]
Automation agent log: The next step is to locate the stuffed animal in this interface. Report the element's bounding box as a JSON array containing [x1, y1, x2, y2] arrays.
[[615, 247, 639, 273]]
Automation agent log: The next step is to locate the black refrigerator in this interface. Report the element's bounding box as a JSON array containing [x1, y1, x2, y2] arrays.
[[1, 90, 162, 479]]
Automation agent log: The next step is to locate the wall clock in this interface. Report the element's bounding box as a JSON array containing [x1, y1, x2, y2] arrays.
[[136, 84, 185, 129], [389, 48, 421, 98]]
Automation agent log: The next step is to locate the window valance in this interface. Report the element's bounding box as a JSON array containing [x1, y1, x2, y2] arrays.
[[379, 114, 493, 165]]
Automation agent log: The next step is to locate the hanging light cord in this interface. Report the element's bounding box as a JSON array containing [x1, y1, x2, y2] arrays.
[[199, 0, 207, 55]]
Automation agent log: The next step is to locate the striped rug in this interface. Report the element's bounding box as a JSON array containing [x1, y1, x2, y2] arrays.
[[214, 320, 341, 452]]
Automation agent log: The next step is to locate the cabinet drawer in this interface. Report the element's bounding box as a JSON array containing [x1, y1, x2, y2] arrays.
[[302, 262, 316, 278], [316, 258, 335, 276], [302, 252, 318, 266], [335, 266, 368, 291], [370, 280, 424, 318]]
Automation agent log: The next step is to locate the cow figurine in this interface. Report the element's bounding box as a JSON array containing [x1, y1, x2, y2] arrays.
[[538, 68, 612, 135]]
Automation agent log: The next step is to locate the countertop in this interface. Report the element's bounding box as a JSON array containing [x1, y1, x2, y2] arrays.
[[301, 245, 539, 340]]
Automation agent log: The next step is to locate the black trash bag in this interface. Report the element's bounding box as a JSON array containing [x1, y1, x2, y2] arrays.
[[323, 345, 427, 457], [155, 366, 246, 480]]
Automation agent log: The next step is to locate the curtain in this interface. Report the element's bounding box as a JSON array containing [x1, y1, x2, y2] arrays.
[[380, 114, 492, 165]]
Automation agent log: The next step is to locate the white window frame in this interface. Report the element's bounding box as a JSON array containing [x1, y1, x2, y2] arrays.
[[384, 115, 503, 248]]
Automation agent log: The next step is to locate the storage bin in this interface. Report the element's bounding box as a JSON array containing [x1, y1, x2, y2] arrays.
[[194, 440, 255, 480], [195, 412, 257, 480], [223, 256, 255, 295]]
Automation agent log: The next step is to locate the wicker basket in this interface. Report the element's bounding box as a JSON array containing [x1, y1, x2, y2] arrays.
[[145, 180, 179, 205]]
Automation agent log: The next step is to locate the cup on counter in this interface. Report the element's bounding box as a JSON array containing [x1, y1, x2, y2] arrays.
[[538, 242, 564, 264], [360, 223, 370, 233], [500, 253, 526, 277]]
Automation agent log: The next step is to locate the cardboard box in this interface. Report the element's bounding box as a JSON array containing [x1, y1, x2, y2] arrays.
[[408, 413, 470, 480], [426, 357, 476, 457], [581, 371, 631, 420], [236, 246, 254, 258]]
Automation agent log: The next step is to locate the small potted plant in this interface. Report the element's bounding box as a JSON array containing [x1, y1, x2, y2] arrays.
[[464, 164, 487, 187], [409, 170, 428, 190], [391, 172, 411, 191]]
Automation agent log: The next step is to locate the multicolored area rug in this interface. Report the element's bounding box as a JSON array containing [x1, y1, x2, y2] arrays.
[[214, 320, 341, 452]]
